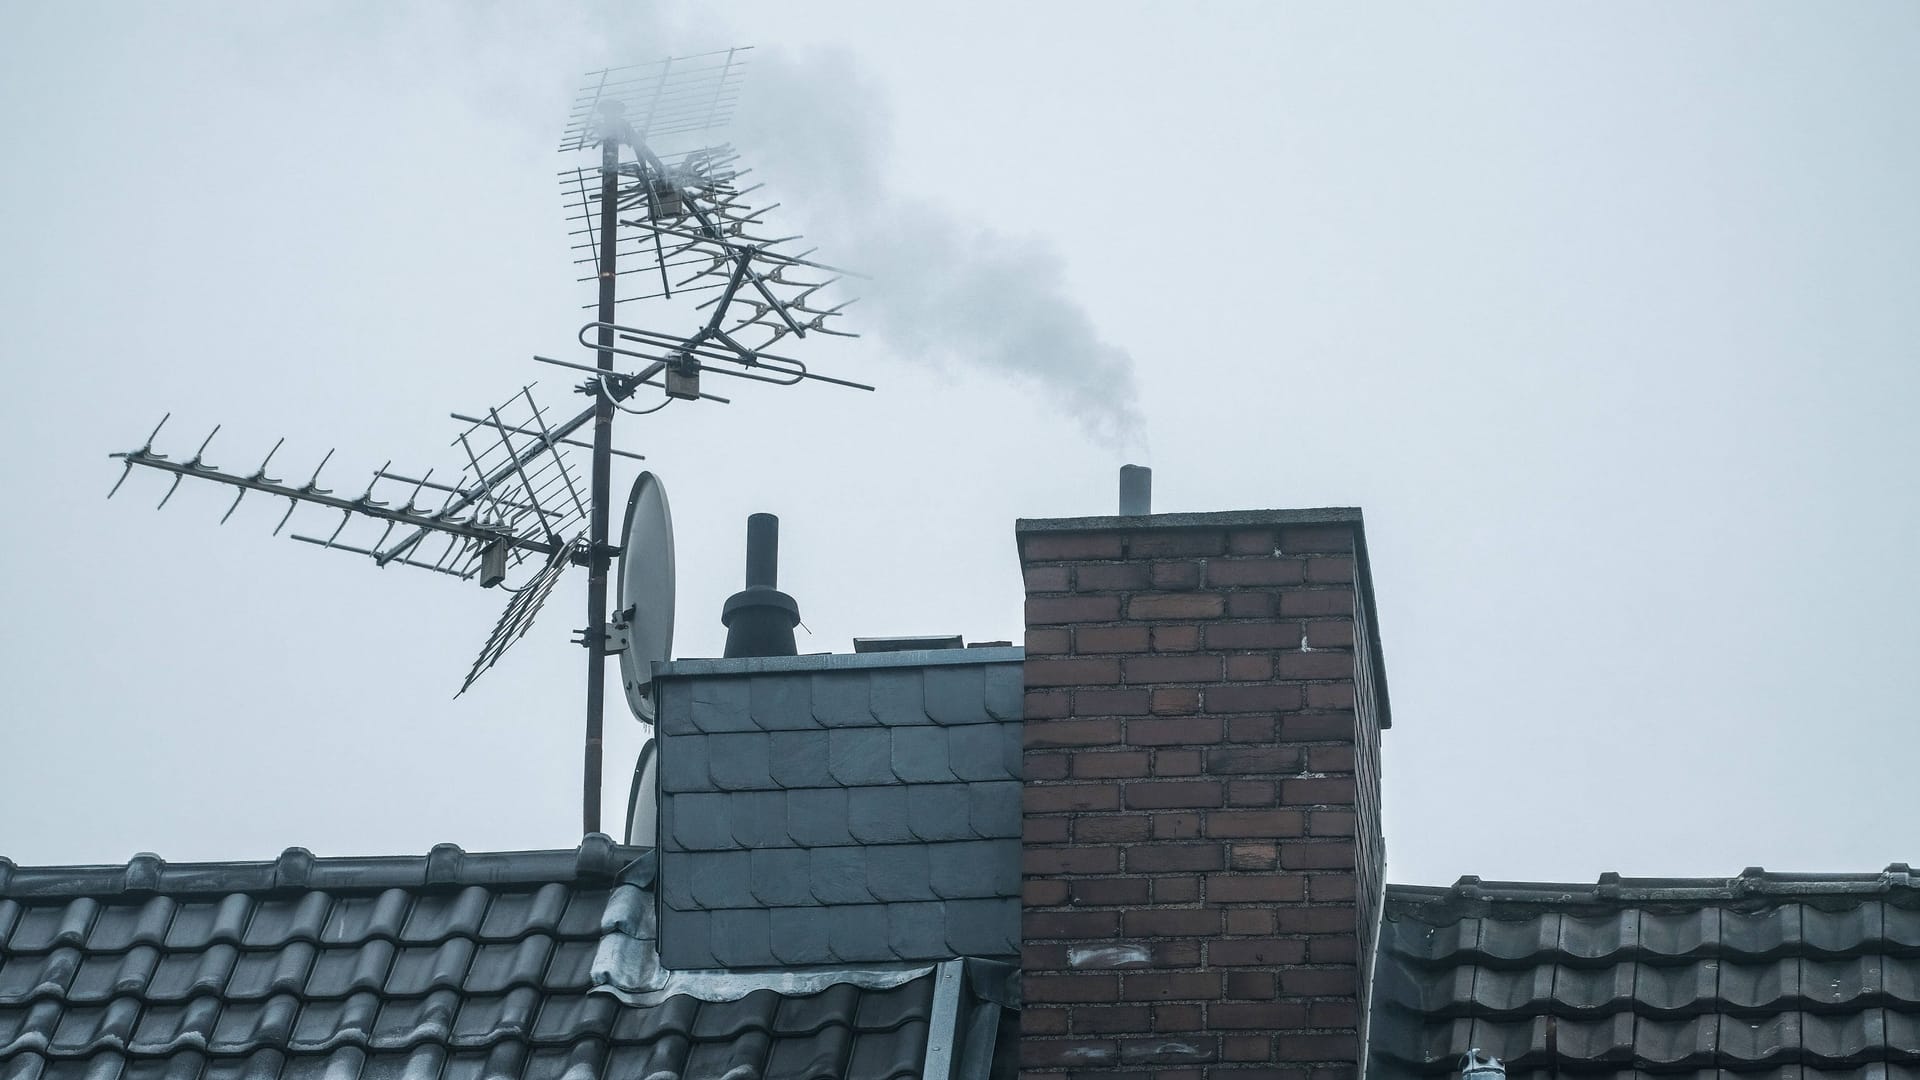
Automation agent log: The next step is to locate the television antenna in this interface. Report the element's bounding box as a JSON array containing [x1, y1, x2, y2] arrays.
[[106, 47, 871, 835]]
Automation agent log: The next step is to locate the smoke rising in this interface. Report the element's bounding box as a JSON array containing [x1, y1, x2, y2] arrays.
[[734, 50, 1147, 453]]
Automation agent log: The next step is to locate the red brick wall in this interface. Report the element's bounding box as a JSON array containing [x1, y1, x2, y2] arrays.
[[1016, 512, 1387, 1080]]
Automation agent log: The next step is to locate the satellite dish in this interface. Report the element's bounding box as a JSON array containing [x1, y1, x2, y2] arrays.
[[625, 738, 659, 847], [616, 471, 675, 721]]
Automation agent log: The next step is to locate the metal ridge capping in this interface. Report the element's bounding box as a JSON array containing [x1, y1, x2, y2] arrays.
[[1387, 864, 1920, 908], [0, 836, 643, 899]]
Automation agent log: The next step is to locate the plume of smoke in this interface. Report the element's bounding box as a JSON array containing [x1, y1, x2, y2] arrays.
[[734, 49, 1147, 453]]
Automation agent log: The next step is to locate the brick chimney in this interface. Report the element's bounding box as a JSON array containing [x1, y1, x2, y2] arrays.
[[1016, 508, 1390, 1078]]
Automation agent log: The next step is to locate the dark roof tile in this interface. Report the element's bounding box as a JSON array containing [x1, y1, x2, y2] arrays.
[[0, 949, 74, 1005], [1634, 959, 1719, 1014], [205, 994, 298, 1055], [449, 986, 540, 1044], [772, 981, 860, 1036], [539, 939, 596, 990], [1373, 871, 1920, 1079], [9, 901, 98, 954], [460, 936, 553, 996], [764, 1023, 854, 1078], [475, 882, 570, 941], [609, 989, 695, 1042], [1888, 901, 1920, 949], [141, 951, 210, 1004], [83, 898, 175, 953], [128, 995, 220, 1054], [225, 943, 316, 1002], [846, 1017, 931, 1080], [689, 986, 779, 1040], [382, 939, 474, 997], [318, 891, 407, 948], [287, 990, 380, 1050], [395, 887, 487, 947]]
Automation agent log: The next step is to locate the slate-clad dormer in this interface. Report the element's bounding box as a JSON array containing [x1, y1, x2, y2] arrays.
[[651, 647, 1025, 969]]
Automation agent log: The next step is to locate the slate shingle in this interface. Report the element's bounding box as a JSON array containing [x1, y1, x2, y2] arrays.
[[784, 787, 851, 848], [827, 729, 895, 788], [654, 653, 1025, 968], [866, 669, 926, 727], [905, 784, 975, 843], [683, 677, 751, 733], [846, 787, 914, 845], [889, 725, 954, 785], [921, 664, 986, 726]]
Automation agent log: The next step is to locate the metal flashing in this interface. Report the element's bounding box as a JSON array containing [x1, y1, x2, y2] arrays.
[[1015, 505, 1364, 533], [655, 645, 1022, 679]]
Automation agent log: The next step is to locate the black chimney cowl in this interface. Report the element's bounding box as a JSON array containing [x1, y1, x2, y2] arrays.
[[721, 513, 800, 658]]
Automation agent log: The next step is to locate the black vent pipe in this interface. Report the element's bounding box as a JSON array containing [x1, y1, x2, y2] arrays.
[[722, 513, 799, 658]]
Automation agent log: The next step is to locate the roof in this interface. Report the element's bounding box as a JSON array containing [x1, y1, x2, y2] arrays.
[[0, 840, 1006, 1079], [653, 647, 1024, 969], [1368, 867, 1920, 1080]]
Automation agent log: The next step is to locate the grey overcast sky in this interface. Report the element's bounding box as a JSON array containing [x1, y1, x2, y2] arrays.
[[2, 3, 1915, 887]]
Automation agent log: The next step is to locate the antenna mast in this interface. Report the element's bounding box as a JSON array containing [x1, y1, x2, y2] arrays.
[[107, 47, 871, 836], [584, 104, 621, 834]]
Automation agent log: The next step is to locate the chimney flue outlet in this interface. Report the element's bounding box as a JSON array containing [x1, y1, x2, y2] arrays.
[[722, 512, 800, 658], [1119, 464, 1152, 516]]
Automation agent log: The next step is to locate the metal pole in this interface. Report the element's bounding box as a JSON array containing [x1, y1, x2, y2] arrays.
[[584, 133, 618, 835]]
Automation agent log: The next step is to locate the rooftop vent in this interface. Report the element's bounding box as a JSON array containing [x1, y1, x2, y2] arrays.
[[1119, 464, 1151, 515], [1461, 1050, 1505, 1080], [721, 513, 799, 658]]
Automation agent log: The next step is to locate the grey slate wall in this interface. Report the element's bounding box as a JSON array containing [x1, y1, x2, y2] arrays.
[[654, 648, 1024, 969]]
